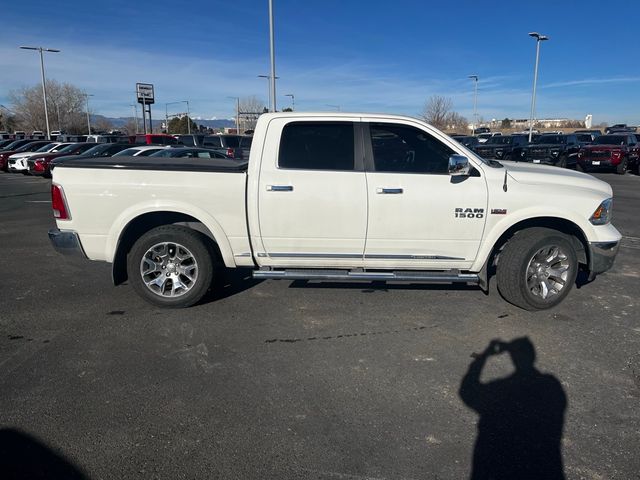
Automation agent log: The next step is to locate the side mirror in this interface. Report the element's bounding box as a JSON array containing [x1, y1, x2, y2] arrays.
[[449, 154, 470, 176]]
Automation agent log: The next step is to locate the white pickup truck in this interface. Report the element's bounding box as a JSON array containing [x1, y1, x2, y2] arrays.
[[49, 112, 621, 310]]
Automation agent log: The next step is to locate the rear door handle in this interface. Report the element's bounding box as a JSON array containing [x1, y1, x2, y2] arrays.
[[376, 187, 403, 194], [267, 185, 294, 192]]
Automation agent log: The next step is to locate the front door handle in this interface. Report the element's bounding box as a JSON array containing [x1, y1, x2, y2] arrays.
[[376, 187, 403, 194], [267, 185, 294, 192]]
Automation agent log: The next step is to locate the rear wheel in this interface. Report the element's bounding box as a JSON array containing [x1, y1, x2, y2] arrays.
[[127, 225, 215, 308], [496, 228, 578, 310]]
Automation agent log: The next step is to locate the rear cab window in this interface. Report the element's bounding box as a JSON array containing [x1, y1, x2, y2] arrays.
[[278, 122, 355, 171]]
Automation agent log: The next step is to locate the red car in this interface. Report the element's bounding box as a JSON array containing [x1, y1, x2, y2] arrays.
[[133, 134, 178, 145], [577, 134, 639, 174], [0, 140, 51, 171], [27, 143, 96, 178]]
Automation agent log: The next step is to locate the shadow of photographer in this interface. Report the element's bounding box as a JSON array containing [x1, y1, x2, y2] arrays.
[[459, 337, 566, 480], [0, 428, 88, 480]]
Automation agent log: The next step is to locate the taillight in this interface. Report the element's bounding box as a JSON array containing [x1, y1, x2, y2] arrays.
[[51, 184, 71, 220], [34, 160, 45, 172], [226, 148, 235, 158]]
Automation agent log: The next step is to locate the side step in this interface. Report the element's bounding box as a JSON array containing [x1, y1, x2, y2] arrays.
[[253, 268, 479, 284]]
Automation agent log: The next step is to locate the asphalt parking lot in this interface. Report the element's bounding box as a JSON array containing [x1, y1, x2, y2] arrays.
[[1, 171, 639, 479]]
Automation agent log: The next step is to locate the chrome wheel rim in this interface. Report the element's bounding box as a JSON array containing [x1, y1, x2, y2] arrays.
[[526, 245, 570, 300], [140, 242, 198, 298]]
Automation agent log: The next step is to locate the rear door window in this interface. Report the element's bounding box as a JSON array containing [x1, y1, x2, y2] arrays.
[[278, 122, 355, 171]]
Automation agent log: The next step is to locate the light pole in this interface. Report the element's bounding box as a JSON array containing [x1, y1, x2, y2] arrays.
[[19, 46, 60, 139], [285, 93, 295, 110], [83, 93, 94, 135], [165, 101, 191, 134], [268, 0, 277, 112], [528, 32, 549, 142], [258, 75, 280, 112], [468, 75, 478, 135], [228, 96, 240, 134], [130, 104, 139, 134]]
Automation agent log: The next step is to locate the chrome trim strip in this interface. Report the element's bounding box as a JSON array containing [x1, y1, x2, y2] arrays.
[[253, 269, 479, 283], [260, 252, 465, 260], [234, 253, 252, 257]]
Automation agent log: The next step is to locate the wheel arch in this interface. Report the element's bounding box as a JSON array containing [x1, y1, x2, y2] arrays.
[[477, 216, 590, 290], [111, 211, 227, 286]]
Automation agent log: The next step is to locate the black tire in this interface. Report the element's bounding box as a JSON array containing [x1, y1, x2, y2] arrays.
[[496, 227, 578, 310], [127, 225, 215, 308], [556, 155, 567, 168], [615, 158, 628, 175], [576, 163, 586, 173]]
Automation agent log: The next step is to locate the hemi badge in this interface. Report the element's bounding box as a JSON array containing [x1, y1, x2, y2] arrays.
[[491, 209, 507, 215]]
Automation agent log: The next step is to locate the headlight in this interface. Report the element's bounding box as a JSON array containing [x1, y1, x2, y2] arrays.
[[550, 150, 560, 156], [590, 198, 612, 225]]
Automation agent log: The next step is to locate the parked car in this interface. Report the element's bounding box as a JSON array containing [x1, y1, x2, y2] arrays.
[[577, 134, 638, 174], [149, 147, 230, 159], [28, 143, 96, 177], [50, 143, 134, 171], [198, 134, 248, 159], [605, 124, 636, 134], [474, 135, 529, 161], [519, 134, 581, 168], [473, 127, 491, 134], [8, 142, 72, 173], [0, 139, 16, 150], [49, 112, 620, 311], [134, 134, 179, 145], [450, 135, 479, 150], [574, 129, 602, 138], [86, 134, 131, 144], [0, 140, 51, 171], [112, 146, 169, 157], [477, 132, 502, 144]]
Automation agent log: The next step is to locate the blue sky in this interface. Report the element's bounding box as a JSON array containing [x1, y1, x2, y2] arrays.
[[1, 0, 638, 124]]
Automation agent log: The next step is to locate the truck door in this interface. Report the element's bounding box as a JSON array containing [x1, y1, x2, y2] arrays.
[[363, 121, 488, 270], [255, 117, 367, 268]]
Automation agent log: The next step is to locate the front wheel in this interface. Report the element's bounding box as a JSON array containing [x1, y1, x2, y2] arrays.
[[556, 155, 567, 168], [496, 228, 578, 310], [127, 225, 215, 308], [616, 158, 628, 175]]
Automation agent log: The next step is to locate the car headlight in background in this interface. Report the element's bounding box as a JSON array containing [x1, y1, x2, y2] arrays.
[[590, 198, 613, 225], [550, 149, 560, 157]]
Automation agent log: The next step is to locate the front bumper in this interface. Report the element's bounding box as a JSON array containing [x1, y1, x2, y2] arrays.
[[588, 240, 619, 278], [48, 228, 87, 258]]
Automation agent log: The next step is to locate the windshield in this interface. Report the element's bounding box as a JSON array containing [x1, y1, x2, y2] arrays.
[[535, 135, 565, 144], [113, 148, 139, 156], [576, 134, 592, 142], [149, 149, 174, 157], [81, 145, 111, 156], [221, 136, 241, 148], [35, 143, 58, 152], [594, 135, 626, 145], [17, 142, 49, 152]]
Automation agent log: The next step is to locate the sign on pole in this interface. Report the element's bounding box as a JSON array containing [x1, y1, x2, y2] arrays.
[[136, 83, 155, 105]]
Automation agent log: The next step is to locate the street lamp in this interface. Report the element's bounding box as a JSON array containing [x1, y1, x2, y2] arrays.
[[228, 96, 240, 134], [468, 75, 478, 135], [268, 0, 277, 112], [130, 104, 139, 134], [82, 93, 94, 135], [258, 75, 280, 112], [528, 32, 549, 142], [284, 93, 295, 110], [19, 46, 60, 139], [165, 101, 191, 134]]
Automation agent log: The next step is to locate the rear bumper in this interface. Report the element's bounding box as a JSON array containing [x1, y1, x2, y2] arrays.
[[588, 240, 619, 277], [48, 228, 87, 258]]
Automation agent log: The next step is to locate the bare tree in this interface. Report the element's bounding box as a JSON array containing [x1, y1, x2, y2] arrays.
[[92, 117, 114, 133], [9, 80, 88, 134], [421, 95, 453, 130], [446, 112, 469, 132], [238, 95, 267, 132]]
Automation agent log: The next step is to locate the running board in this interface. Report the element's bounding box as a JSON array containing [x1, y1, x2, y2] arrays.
[[253, 269, 479, 284]]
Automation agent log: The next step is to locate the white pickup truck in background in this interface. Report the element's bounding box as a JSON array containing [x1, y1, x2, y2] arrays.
[[49, 112, 621, 310]]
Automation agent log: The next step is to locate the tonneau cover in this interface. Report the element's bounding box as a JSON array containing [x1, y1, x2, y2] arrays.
[[55, 156, 249, 173]]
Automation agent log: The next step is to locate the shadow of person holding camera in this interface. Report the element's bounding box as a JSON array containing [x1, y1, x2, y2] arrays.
[[459, 337, 566, 480]]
